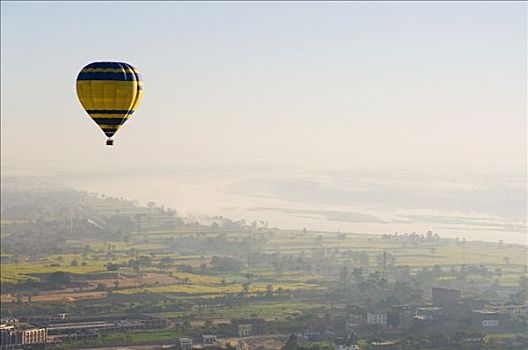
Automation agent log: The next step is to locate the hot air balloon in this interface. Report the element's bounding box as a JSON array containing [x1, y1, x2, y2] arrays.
[[76, 61, 143, 146]]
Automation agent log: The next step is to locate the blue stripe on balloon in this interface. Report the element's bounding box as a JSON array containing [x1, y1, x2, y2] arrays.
[[77, 72, 137, 81], [85, 62, 125, 69], [92, 118, 127, 125]]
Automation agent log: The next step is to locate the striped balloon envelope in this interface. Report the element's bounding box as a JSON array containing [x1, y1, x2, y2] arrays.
[[76, 61, 143, 146]]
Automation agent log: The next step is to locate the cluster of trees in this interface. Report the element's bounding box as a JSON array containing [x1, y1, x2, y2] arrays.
[[209, 256, 243, 272], [210, 216, 270, 232], [1, 189, 189, 256], [381, 230, 441, 244], [105, 255, 153, 272], [334, 268, 425, 307], [281, 335, 329, 350], [167, 234, 267, 257]]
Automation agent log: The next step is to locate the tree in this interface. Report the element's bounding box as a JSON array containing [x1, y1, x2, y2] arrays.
[[368, 324, 385, 343], [266, 284, 274, 297], [178, 264, 193, 273], [204, 319, 214, 333], [210, 256, 243, 272], [160, 257, 174, 270], [494, 268, 503, 283], [106, 262, 120, 271], [359, 252, 369, 265], [282, 335, 300, 350], [352, 267, 364, 283], [82, 245, 90, 258], [431, 265, 443, 277], [242, 282, 250, 295], [138, 255, 152, 267], [48, 271, 71, 285], [339, 266, 350, 291], [519, 275, 528, 289]]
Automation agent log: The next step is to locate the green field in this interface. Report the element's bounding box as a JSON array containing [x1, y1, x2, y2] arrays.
[[2, 189, 527, 350]]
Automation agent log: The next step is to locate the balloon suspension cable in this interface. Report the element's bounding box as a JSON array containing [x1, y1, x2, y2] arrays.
[[106, 138, 114, 146]]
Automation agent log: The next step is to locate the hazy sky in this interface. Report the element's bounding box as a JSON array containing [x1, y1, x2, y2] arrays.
[[1, 1, 526, 173]]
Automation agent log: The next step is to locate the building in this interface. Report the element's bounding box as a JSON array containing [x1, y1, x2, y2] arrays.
[[470, 310, 510, 333], [141, 315, 169, 329], [331, 301, 348, 310], [231, 319, 266, 337], [387, 305, 412, 330], [335, 334, 360, 350], [412, 308, 458, 335], [237, 324, 252, 337], [1, 325, 18, 347], [200, 334, 217, 345], [414, 307, 443, 320], [366, 313, 387, 327], [0, 319, 18, 327], [306, 315, 329, 333], [55, 313, 69, 321], [487, 304, 527, 320], [1, 322, 47, 347], [44, 315, 167, 342], [21, 328, 47, 345], [302, 331, 333, 341], [174, 337, 192, 350], [47, 320, 144, 341], [457, 332, 485, 344], [346, 306, 364, 329]]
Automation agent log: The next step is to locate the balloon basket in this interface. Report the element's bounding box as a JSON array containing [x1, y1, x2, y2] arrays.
[[106, 139, 114, 146]]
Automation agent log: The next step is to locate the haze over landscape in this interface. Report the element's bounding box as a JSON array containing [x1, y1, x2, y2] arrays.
[[1, 2, 528, 349], [2, 2, 526, 244]]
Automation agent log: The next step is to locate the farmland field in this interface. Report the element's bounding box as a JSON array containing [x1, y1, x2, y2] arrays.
[[1, 189, 526, 349]]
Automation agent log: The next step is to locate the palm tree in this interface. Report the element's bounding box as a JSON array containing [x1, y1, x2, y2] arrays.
[[494, 268, 503, 283]]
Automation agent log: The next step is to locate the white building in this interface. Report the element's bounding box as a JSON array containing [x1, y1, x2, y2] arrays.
[[175, 337, 192, 350], [482, 319, 499, 328], [488, 304, 527, 320], [367, 312, 387, 327], [201, 334, 217, 345], [237, 324, 252, 337]]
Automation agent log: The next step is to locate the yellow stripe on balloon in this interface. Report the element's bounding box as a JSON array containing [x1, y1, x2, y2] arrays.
[[76, 81, 141, 111]]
